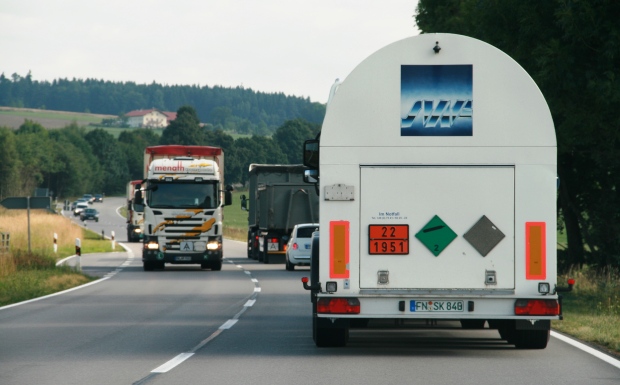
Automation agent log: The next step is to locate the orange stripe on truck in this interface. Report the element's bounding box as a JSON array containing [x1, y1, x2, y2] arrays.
[[330, 221, 350, 279], [525, 222, 546, 280]]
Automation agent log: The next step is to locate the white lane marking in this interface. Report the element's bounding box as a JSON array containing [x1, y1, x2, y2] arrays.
[[551, 331, 620, 369], [147, 256, 260, 374], [219, 319, 239, 329], [151, 353, 194, 373], [236, 265, 243, 268]]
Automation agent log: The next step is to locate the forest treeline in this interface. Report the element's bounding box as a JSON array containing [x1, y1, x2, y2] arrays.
[[0, 72, 326, 135], [0, 106, 319, 203]]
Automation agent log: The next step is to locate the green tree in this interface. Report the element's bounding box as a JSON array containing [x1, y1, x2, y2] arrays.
[[48, 123, 101, 197], [415, 0, 620, 268], [14, 120, 58, 195], [0, 127, 21, 198], [118, 128, 160, 180], [272, 118, 320, 164], [85, 128, 130, 194], [229, 136, 287, 185], [160, 105, 204, 145]]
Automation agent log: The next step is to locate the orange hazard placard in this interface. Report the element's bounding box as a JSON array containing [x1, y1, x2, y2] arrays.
[[368, 225, 409, 255]]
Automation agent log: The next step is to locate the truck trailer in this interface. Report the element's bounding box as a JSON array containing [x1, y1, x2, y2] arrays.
[[126, 180, 144, 242], [241, 164, 319, 264], [135, 145, 232, 271], [301, 34, 573, 349]]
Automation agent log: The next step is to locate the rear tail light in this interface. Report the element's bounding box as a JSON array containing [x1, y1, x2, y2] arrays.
[[514, 299, 560, 315], [293, 243, 298, 250], [317, 297, 360, 314]]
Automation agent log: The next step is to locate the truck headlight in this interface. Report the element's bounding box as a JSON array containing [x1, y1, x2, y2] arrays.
[[207, 241, 220, 250], [145, 241, 159, 250]]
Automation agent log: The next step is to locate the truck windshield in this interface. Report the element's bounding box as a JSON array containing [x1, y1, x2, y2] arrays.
[[147, 181, 219, 209]]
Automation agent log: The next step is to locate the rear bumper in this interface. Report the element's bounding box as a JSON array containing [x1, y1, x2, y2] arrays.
[[314, 294, 561, 321], [142, 249, 222, 264]]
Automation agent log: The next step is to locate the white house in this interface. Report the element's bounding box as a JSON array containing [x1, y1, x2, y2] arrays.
[[125, 109, 177, 128]]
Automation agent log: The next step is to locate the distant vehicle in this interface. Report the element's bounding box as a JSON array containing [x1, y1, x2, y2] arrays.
[[70, 201, 78, 210], [94, 194, 104, 203], [136, 145, 232, 271], [80, 208, 99, 222], [285, 223, 318, 271], [73, 202, 89, 216], [82, 194, 94, 203], [126, 180, 144, 242], [241, 164, 319, 263]]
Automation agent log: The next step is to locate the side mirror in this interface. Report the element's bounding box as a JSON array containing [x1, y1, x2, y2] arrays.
[[224, 191, 233, 206], [303, 139, 319, 169], [134, 190, 143, 205], [240, 194, 248, 211], [304, 169, 318, 184]]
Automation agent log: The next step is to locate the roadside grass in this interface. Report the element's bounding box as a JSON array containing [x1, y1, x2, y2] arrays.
[[0, 207, 123, 307], [223, 189, 248, 242], [553, 267, 620, 357]]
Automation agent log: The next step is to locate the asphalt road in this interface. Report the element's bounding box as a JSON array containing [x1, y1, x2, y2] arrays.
[[0, 197, 619, 385]]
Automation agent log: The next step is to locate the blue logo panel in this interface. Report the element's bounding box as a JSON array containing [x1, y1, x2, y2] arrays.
[[401, 65, 473, 136]]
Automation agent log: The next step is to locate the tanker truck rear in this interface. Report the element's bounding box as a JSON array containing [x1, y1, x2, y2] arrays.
[[136, 145, 232, 271], [302, 34, 573, 349]]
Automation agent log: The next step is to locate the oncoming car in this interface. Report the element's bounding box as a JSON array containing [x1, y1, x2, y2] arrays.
[[285, 223, 319, 271], [80, 208, 99, 222], [73, 202, 89, 216]]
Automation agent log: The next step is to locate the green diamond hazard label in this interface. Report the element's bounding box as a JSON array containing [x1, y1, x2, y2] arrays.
[[415, 215, 457, 256]]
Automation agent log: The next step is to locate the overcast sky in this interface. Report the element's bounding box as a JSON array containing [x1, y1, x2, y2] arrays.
[[0, 1, 419, 104]]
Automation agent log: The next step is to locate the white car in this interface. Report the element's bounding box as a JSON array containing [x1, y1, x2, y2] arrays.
[[285, 223, 319, 271], [73, 202, 89, 216]]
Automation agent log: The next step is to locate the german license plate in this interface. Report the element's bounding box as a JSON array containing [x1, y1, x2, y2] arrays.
[[410, 300, 464, 312], [175, 256, 191, 261]]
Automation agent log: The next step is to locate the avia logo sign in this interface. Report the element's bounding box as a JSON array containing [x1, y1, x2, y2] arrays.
[[401, 65, 473, 136]]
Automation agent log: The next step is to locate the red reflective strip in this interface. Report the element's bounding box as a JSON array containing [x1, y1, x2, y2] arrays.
[[526, 222, 546, 280], [515, 299, 559, 315], [317, 298, 360, 314], [330, 221, 349, 279]]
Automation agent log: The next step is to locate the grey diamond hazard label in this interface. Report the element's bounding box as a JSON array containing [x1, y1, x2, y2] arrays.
[[463, 215, 505, 257]]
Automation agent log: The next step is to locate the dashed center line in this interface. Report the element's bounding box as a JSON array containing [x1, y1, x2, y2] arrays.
[[144, 258, 260, 377]]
